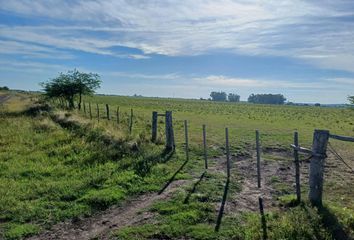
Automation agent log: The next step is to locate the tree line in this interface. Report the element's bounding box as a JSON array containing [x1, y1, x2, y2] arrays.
[[209, 91, 287, 104], [209, 92, 240, 102]]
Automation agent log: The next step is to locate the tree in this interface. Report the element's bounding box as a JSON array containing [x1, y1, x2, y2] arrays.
[[41, 69, 101, 109], [210, 91, 227, 101], [348, 96, 354, 104], [228, 93, 240, 102], [248, 93, 286, 105], [0, 86, 9, 91]]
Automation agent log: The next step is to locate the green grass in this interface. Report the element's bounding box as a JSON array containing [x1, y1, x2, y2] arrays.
[[1, 92, 354, 239]]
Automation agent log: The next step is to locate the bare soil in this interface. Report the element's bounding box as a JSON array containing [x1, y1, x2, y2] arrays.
[[225, 150, 310, 214]]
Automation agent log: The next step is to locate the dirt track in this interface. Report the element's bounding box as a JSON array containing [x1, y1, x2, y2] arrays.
[[28, 180, 189, 240], [0, 94, 11, 104]]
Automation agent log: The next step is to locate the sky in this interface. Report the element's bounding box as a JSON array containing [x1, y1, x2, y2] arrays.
[[0, 0, 354, 104]]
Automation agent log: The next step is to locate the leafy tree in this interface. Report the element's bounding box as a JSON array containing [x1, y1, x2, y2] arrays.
[[41, 69, 101, 109], [210, 91, 227, 101], [248, 93, 286, 105], [0, 86, 9, 91], [348, 96, 354, 104], [228, 93, 240, 102]]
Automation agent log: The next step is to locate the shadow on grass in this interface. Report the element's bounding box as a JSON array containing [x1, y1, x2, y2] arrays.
[[319, 206, 349, 240], [302, 204, 349, 240], [259, 197, 268, 240], [215, 177, 230, 232], [0, 104, 51, 117], [133, 148, 175, 177], [158, 152, 188, 195], [183, 171, 206, 204]]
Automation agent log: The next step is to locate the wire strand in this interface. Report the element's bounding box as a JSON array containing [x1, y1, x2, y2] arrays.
[[327, 142, 353, 173]]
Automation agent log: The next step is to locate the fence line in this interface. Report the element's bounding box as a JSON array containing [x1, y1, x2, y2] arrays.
[[52, 99, 353, 221]]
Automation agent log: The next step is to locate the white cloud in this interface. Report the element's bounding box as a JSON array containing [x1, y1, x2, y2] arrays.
[[104, 71, 180, 80], [0, 40, 74, 59], [0, 0, 354, 71], [325, 77, 354, 85]]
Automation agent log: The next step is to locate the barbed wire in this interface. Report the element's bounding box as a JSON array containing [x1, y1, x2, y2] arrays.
[[327, 141, 353, 173]]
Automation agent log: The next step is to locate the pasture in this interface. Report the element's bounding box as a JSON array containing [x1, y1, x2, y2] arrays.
[[0, 91, 353, 239]]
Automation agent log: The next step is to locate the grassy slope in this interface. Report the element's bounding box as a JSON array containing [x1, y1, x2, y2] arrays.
[[0, 93, 192, 239]]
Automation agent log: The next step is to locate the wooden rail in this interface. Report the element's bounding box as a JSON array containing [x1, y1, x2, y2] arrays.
[[329, 134, 354, 142], [290, 144, 326, 158]]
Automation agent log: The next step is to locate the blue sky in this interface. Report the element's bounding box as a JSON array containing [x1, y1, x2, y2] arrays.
[[0, 0, 354, 103]]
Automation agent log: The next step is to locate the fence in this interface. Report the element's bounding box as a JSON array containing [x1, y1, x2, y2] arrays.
[[51, 99, 353, 237]]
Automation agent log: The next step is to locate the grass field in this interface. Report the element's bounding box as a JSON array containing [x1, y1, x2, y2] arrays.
[[1, 91, 353, 239]]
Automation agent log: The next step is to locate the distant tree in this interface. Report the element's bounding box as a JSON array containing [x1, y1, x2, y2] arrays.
[[210, 91, 227, 101], [348, 96, 354, 104], [0, 86, 9, 91], [41, 69, 101, 109], [248, 93, 286, 105], [314, 103, 321, 107], [228, 93, 240, 102]]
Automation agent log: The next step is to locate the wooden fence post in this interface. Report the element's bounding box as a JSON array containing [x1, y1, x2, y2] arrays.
[[309, 129, 329, 207], [129, 108, 133, 134], [203, 124, 208, 169], [256, 130, 261, 188], [116, 106, 120, 124], [294, 131, 301, 203], [152, 111, 158, 142], [96, 103, 100, 122], [106, 104, 110, 120], [225, 128, 230, 178], [83, 102, 86, 115], [89, 102, 92, 120], [184, 120, 189, 161], [165, 111, 175, 151]]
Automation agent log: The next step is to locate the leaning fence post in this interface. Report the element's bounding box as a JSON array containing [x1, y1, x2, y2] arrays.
[[96, 103, 100, 122], [89, 102, 92, 120], [116, 106, 120, 124], [152, 111, 158, 142], [256, 130, 261, 188], [129, 108, 133, 134], [309, 129, 329, 207], [203, 124, 208, 169], [184, 120, 189, 161], [165, 111, 175, 151], [225, 128, 230, 178], [106, 104, 110, 120], [294, 131, 301, 203]]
